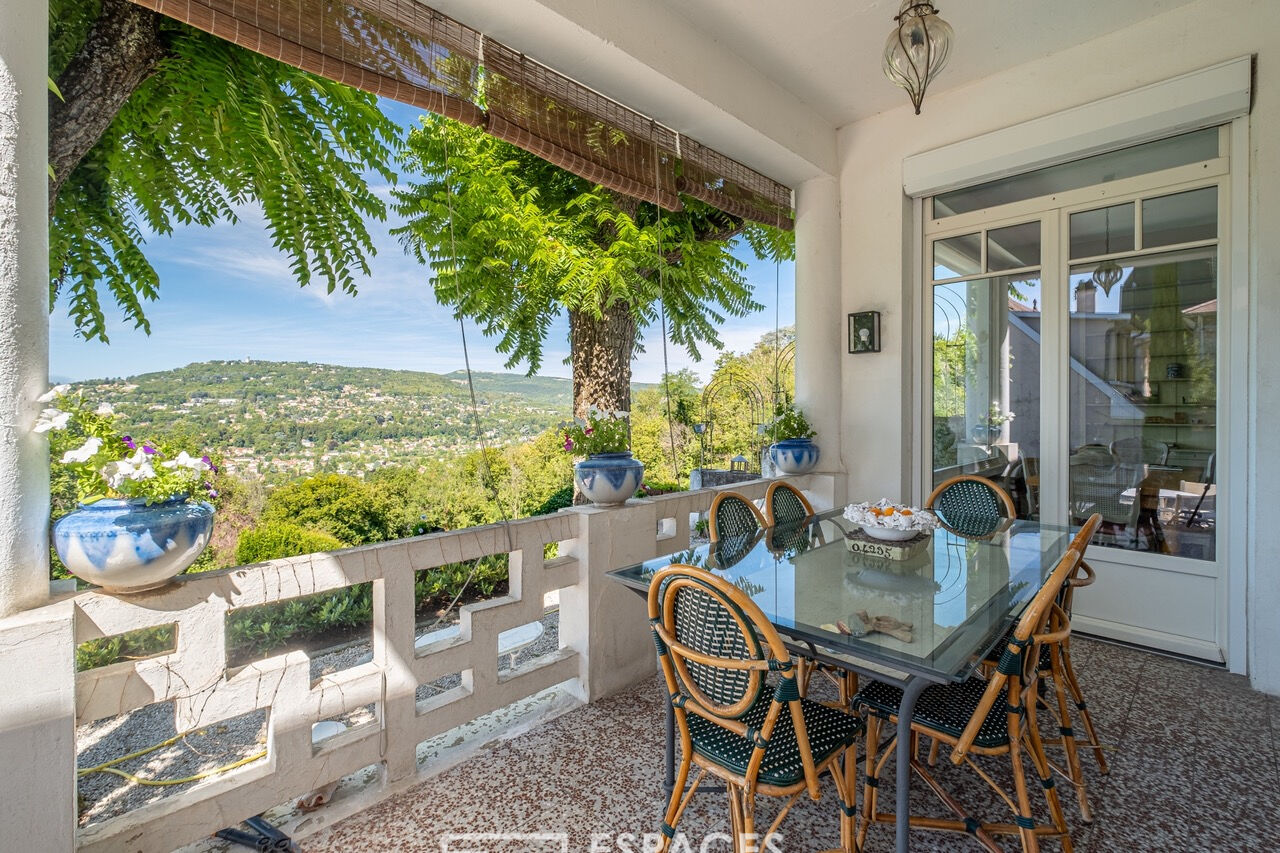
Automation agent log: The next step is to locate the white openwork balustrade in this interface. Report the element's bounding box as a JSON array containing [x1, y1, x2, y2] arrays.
[[0, 475, 838, 852]]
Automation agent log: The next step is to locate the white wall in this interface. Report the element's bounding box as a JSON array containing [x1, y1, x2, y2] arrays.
[[0, 0, 50, 618], [836, 0, 1280, 693]]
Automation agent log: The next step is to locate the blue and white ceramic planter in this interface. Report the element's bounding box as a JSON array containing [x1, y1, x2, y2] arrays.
[[53, 497, 215, 593], [769, 438, 820, 475], [574, 452, 645, 507]]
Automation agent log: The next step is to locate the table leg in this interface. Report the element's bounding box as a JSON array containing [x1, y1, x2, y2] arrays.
[[895, 678, 929, 853]]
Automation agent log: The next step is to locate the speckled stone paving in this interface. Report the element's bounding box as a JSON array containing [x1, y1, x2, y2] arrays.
[[301, 638, 1280, 852]]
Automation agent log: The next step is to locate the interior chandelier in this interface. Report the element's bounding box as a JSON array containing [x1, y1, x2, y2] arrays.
[[882, 0, 954, 114]]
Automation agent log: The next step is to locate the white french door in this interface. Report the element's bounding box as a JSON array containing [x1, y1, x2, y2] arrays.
[[921, 128, 1233, 662]]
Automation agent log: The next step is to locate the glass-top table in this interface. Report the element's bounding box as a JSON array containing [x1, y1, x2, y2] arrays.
[[608, 509, 1079, 853]]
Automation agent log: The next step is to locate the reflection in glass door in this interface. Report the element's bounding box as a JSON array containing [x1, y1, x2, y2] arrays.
[[930, 222, 1042, 519], [924, 129, 1231, 661], [1067, 188, 1218, 561]]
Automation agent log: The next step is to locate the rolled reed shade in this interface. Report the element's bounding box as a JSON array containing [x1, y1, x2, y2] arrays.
[[129, 0, 795, 223], [129, 0, 486, 126], [482, 38, 682, 211], [677, 136, 794, 231]]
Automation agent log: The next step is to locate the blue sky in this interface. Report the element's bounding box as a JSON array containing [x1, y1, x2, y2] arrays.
[[50, 99, 794, 384]]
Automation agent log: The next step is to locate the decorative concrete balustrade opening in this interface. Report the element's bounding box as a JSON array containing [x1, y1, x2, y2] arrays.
[[0, 475, 837, 853]]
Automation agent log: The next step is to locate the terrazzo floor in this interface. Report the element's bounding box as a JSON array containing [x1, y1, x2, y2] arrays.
[[301, 638, 1280, 852]]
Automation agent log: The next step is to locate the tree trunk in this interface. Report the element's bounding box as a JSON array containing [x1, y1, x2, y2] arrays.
[[569, 301, 636, 419], [48, 0, 170, 213]]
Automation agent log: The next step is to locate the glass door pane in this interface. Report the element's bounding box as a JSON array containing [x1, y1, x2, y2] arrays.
[[932, 274, 1042, 518], [1067, 248, 1217, 559]]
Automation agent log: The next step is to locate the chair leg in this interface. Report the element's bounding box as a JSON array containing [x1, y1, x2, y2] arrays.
[[657, 753, 696, 853], [926, 737, 941, 766], [1060, 642, 1109, 775], [1005, 724, 1042, 853], [1022, 706, 1074, 853], [727, 786, 744, 853], [1047, 648, 1092, 822], [835, 744, 859, 853], [797, 657, 813, 698], [857, 714, 882, 851], [741, 791, 757, 853]]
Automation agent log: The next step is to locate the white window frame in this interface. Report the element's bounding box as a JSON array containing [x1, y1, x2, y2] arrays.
[[909, 103, 1250, 672]]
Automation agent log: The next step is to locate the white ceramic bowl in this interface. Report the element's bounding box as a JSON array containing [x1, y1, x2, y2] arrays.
[[860, 525, 921, 542]]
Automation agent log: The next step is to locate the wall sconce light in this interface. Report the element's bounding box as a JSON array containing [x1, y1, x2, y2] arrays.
[[849, 311, 881, 353]]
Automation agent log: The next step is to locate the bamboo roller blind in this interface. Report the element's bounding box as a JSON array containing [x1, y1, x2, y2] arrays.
[[127, 0, 793, 228]]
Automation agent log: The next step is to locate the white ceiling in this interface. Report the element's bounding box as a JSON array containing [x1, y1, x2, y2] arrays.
[[660, 0, 1205, 126]]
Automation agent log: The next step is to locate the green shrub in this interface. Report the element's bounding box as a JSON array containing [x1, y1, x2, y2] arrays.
[[532, 485, 574, 516], [236, 521, 344, 564], [637, 480, 683, 497], [76, 625, 175, 672], [260, 474, 396, 545]]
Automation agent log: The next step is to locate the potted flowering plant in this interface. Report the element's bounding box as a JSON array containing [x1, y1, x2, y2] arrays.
[[764, 400, 819, 475], [37, 387, 218, 593], [560, 406, 644, 506]]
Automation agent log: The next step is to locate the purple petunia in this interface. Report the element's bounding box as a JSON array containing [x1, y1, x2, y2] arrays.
[[563, 433, 574, 452], [202, 454, 219, 474], [122, 435, 136, 450], [142, 444, 158, 456]]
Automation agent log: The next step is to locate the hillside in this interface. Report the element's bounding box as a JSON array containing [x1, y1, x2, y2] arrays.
[[74, 360, 576, 479]]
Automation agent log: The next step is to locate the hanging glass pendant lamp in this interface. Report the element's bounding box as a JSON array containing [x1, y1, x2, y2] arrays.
[[1091, 205, 1123, 296], [882, 0, 954, 115]]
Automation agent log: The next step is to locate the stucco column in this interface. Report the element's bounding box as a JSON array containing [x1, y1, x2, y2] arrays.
[[0, 0, 50, 617], [793, 175, 843, 472]]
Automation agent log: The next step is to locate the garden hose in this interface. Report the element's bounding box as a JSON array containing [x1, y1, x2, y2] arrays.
[[77, 729, 266, 787]]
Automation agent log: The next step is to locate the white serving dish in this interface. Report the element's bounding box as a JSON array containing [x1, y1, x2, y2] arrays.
[[860, 525, 921, 542]]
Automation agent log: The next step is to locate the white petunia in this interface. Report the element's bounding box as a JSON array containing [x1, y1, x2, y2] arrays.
[[33, 408, 71, 433], [128, 461, 156, 482], [613, 410, 630, 419], [101, 460, 135, 490], [162, 451, 209, 472], [95, 403, 115, 415], [60, 437, 103, 464], [37, 385, 70, 403]]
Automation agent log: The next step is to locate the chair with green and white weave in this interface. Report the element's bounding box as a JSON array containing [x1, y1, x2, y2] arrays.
[[648, 564, 862, 853]]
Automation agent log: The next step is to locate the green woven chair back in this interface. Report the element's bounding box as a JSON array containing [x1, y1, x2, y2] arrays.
[[664, 574, 765, 718], [711, 529, 764, 570], [767, 520, 811, 556], [713, 495, 762, 542], [932, 478, 1009, 536], [769, 485, 810, 525]]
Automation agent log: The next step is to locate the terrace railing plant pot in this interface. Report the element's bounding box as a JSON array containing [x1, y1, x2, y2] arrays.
[[769, 438, 819, 475], [53, 497, 215, 593], [574, 452, 645, 507]]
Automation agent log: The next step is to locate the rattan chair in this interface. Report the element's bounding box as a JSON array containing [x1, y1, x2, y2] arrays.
[[968, 516, 1111, 822], [764, 481, 815, 526], [1035, 555, 1109, 822], [854, 514, 1101, 853], [709, 491, 767, 544], [648, 565, 863, 853], [925, 475, 1017, 538]]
